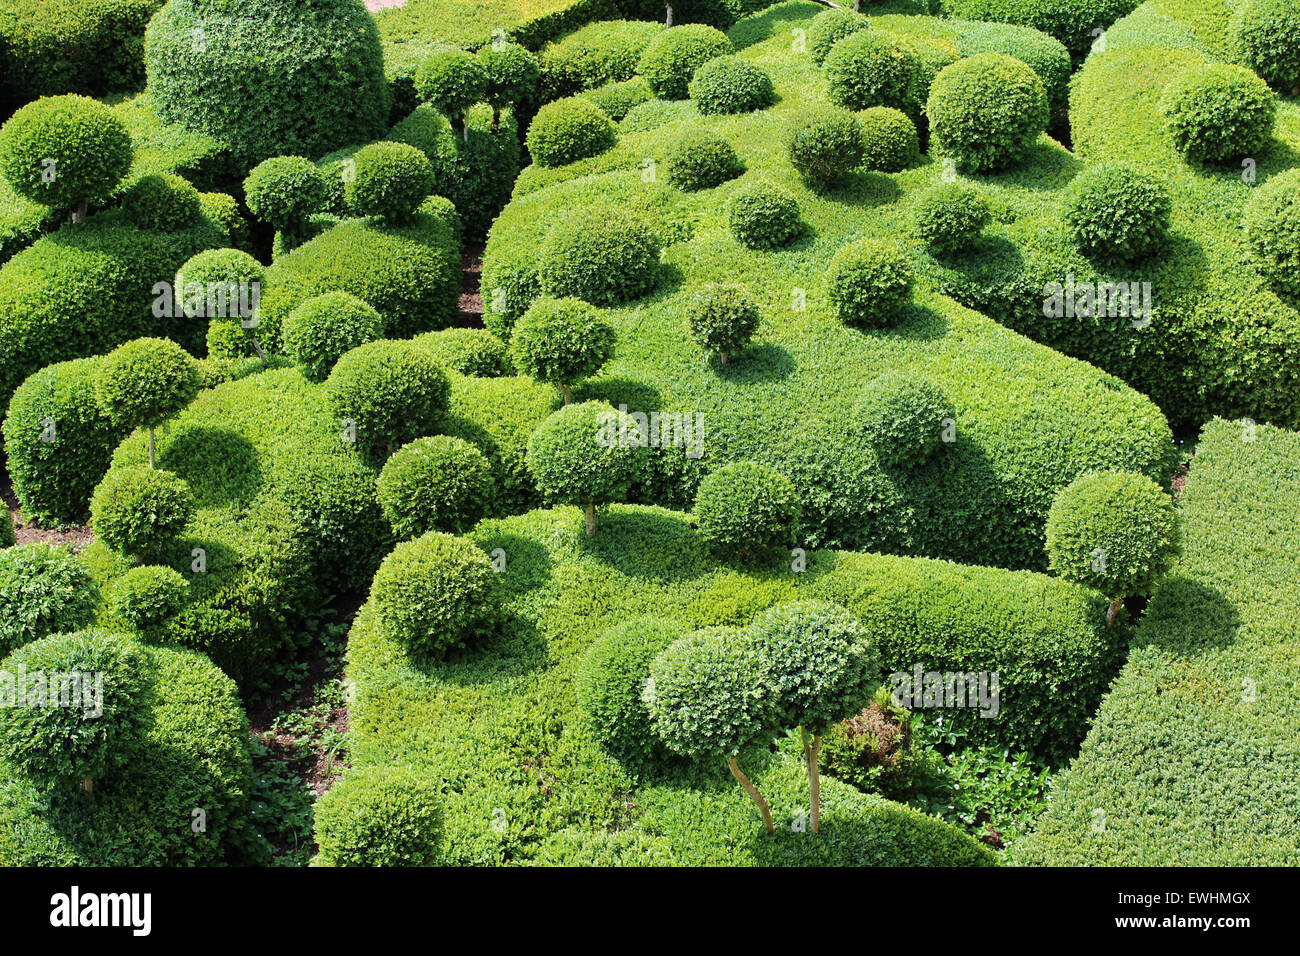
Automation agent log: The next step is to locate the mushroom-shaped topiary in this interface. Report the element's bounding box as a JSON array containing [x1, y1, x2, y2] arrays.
[[120, 173, 202, 232], [788, 108, 865, 188], [912, 182, 990, 255], [415, 49, 488, 140], [107, 565, 191, 634], [636, 24, 734, 100], [685, 283, 761, 365], [0, 544, 101, 659], [852, 372, 954, 470], [693, 460, 801, 558], [1160, 62, 1276, 165], [1064, 162, 1173, 262], [376, 435, 495, 538], [95, 337, 201, 468], [243, 155, 330, 245], [345, 141, 435, 224], [90, 466, 195, 563], [313, 765, 443, 866], [1243, 167, 1300, 300], [665, 131, 745, 191], [926, 52, 1048, 173], [510, 296, 616, 404], [478, 42, 540, 126], [283, 291, 385, 383], [525, 95, 617, 168], [176, 248, 267, 361], [726, 180, 804, 250], [826, 237, 914, 327]]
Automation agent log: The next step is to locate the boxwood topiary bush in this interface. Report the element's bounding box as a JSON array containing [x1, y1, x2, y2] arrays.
[[806, 8, 869, 66], [91, 465, 195, 563], [857, 106, 919, 173], [526, 96, 618, 168], [666, 132, 745, 191], [1063, 162, 1172, 262], [826, 237, 914, 327], [537, 207, 660, 305], [412, 327, 511, 377], [950, 18, 1072, 117], [684, 282, 761, 364], [637, 23, 734, 99], [911, 182, 989, 254], [926, 52, 1047, 173], [0, 544, 101, 659], [687, 56, 775, 114], [823, 29, 918, 113], [539, 19, 665, 99], [693, 460, 801, 557], [1229, 0, 1300, 94], [727, 179, 803, 248], [377, 435, 495, 538], [580, 77, 655, 121], [243, 155, 331, 240], [1159, 61, 1276, 165], [939, 0, 1139, 60], [852, 372, 953, 471], [1243, 168, 1300, 301], [788, 109, 865, 188], [108, 564, 191, 634], [313, 766, 442, 867], [346, 142, 436, 224], [119, 173, 202, 232], [511, 296, 616, 404], [283, 292, 386, 383]]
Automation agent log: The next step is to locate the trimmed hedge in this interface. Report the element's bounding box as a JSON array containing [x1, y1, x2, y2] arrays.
[[314, 766, 442, 866], [637, 23, 735, 99], [666, 132, 745, 191], [1159, 61, 1276, 164], [926, 52, 1048, 173], [939, 0, 1140, 59], [1229, 0, 1300, 93], [537, 207, 661, 305], [90, 465, 195, 563], [727, 180, 803, 249], [412, 327, 511, 377], [283, 292, 385, 384], [0, 544, 101, 659], [857, 107, 919, 173], [693, 460, 800, 555], [1244, 168, 1300, 301], [688, 56, 775, 114], [526, 96, 618, 167], [1063, 162, 1172, 262], [807, 8, 870, 66], [823, 29, 919, 113], [788, 110, 865, 188], [538, 19, 664, 99], [377, 435, 495, 538], [0, 94, 133, 211]]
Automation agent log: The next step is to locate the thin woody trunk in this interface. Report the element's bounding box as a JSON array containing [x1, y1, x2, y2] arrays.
[[560, 383, 573, 405], [727, 756, 774, 833], [71, 199, 88, 224], [492, 105, 501, 126], [148, 428, 156, 469], [80, 777, 93, 794], [719, 350, 729, 366], [584, 500, 596, 536], [665, 3, 674, 27], [810, 733, 822, 833], [1106, 597, 1123, 628], [250, 336, 268, 369]]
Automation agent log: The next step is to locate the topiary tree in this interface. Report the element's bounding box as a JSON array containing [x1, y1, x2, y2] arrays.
[[95, 337, 201, 468], [345, 141, 435, 224], [526, 401, 643, 536], [1064, 162, 1172, 262], [1159, 62, 1276, 165], [926, 52, 1048, 173], [852, 372, 954, 469], [107, 565, 191, 634], [693, 461, 801, 557], [687, 56, 775, 115], [314, 765, 443, 866], [807, 8, 870, 66], [415, 49, 488, 140], [746, 600, 880, 832], [478, 42, 540, 126], [1243, 167, 1300, 300], [510, 297, 616, 404], [120, 173, 202, 232], [685, 283, 761, 365], [90, 466, 195, 563], [788, 109, 865, 188], [636, 23, 734, 100], [538, 207, 661, 306], [577, 616, 684, 768], [325, 339, 450, 465], [376, 435, 495, 538], [726, 180, 803, 250], [0, 94, 133, 221], [645, 626, 774, 832], [1228, 0, 1300, 94], [284, 291, 385, 382], [369, 531, 498, 659], [826, 238, 914, 327], [665, 131, 745, 191], [912, 182, 990, 255], [0, 629, 149, 793], [525, 96, 617, 168], [1045, 469, 1180, 626], [823, 29, 918, 113], [0, 544, 101, 659], [858, 106, 920, 173], [243, 155, 330, 246], [176, 248, 268, 363]]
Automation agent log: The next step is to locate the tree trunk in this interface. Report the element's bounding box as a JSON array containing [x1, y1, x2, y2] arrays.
[[810, 733, 822, 833], [148, 428, 156, 469], [560, 383, 573, 405], [584, 500, 597, 536], [71, 199, 88, 224], [666, 3, 674, 27], [727, 756, 774, 833], [492, 105, 501, 127], [80, 777, 93, 794], [251, 336, 268, 369], [719, 350, 729, 366], [1106, 597, 1123, 629], [463, 117, 470, 142]]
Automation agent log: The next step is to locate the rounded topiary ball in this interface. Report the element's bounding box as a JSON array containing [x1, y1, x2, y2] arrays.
[[345, 141, 435, 223], [243, 155, 330, 230], [1243, 167, 1300, 299], [415, 49, 488, 125], [120, 173, 202, 232], [91, 466, 195, 562], [858, 106, 919, 173], [694, 461, 801, 556], [479, 42, 541, 116], [666, 132, 745, 191], [95, 337, 201, 432], [314, 766, 442, 866], [853, 372, 953, 469], [415, 327, 511, 377], [0, 544, 101, 659], [637, 24, 734, 100], [284, 291, 385, 382], [370, 531, 497, 658], [824, 30, 918, 113], [1064, 162, 1173, 262], [788, 109, 865, 188], [827, 238, 914, 327], [727, 180, 803, 250], [688, 56, 775, 115], [511, 296, 616, 402], [927, 52, 1048, 173], [912, 183, 990, 255], [1228, 0, 1300, 94], [526, 95, 617, 168], [108, 565, 191, 632], [325, 339, 450, 464], [377, 435, 495, 538], [808, 9, 870, 66], [578, 616, 683, 767], [0, 94, 133, 209], [538, 209, 661, 306], [1046, 469, 1180, 598], [685, 283, 761, 364], [144, 0, 390, 168], [1160, 62, 1276, 164], [176, 248, 266, 356]]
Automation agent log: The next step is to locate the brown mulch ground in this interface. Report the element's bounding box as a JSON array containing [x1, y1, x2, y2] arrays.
[[3, 476, 93, 551], [459, 241, 485, 322]]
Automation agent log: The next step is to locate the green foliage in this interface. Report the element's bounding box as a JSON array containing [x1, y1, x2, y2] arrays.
[[120, 173, 201, 232], [852, 372, 953, 470], [511, 296, 616, 400], [314, 766, 442, 867], [807, 8, 870, 66], [0, 544, 100, 659], [415, 49, 489, 126], [1159, 62, 1276, 164], [346, 142, 435, 224], [377, 435, 495, 538], [637, 23, 735, 99], [726, 179, 803, 249], [826, 237, 914, 327], [95, 337, 200, 433], [1243, 168, 1300, 300], [478, 42, 540, 115], [177, 248, 266, 359], [911, 182, 989, 254], [787, 109, 864, 188], [694, 461, 800, 555], [666, 132, 745, 191], [857, 106, 919, 173], [940, 0, 1140, 59], [533, 828, 677, 865], [413, 327, 511, 377], [688, 55, 775, 114], [1063, 162, 1171, 262], [0, 94, 133, 209], [926, 52, 1047, 172], [539, 19, 664, 99], [1229, 0, 1300, 92], [823, 29, 918, 112], [526, 96, 618, 168], [1045, 469, 1179, 598], [107, 564, 190, 633], [243, 156, 329, 233], [91, 465, 195, 562], [580, 77, 655, 121], [951, 18, 1072, 115], [525, 401, 643, 516], [537, 207, 660, 305], [684, 282, 761, 362]]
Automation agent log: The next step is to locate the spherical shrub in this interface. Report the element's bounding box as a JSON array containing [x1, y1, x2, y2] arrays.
[[526, 96, 617, 168], [0, 94, 132, 209], [325, 339, 450, 464], [0, 545, 100, 659], [108, 565, 190, 632], [1243, 168, 1300, 299], [144, 0, 390, 168], [314, 766, 442, 867], [665, 132, 745, 191], [345, 142, 435, 223], [685, 284, 761, 364], [538, 209, 661, 306], [927, 53, 1048, 173], [510, 297, 616, 403], [857, 106, 919, 173], [688, 56, 775, 114], [284, 291, 385, 382], [637, 23, 734, 100], [370, 531, 497, 658], [377, 436, 495, 538], [577, 616, 683, 767], [0, 630, 148, 788], [95, 337, 201, 432], [808, 9, 870, 66], [478, 42, 541, 116], [694, 461, 801, 556], [582, 77, 655, 121], [120, 174, 202, 232], [912, 183, 990, 255], [415, 49, 488, 127], [1064, 162, 1173, 262], [1045, 469, 1180, 598], [243, 156, 330, 231], [824, 30, 919, 112], [788, 109, 865, 188], [1229, 0, 1300, 93], [852, 372, 953, 469], [1160, 62, 1276, 164], [827, 238, 914, 327], [176, 248, 266, 358], [727, 181, 803, 250], [413, 327, 511, 377], [90, 466, 195, 562]]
